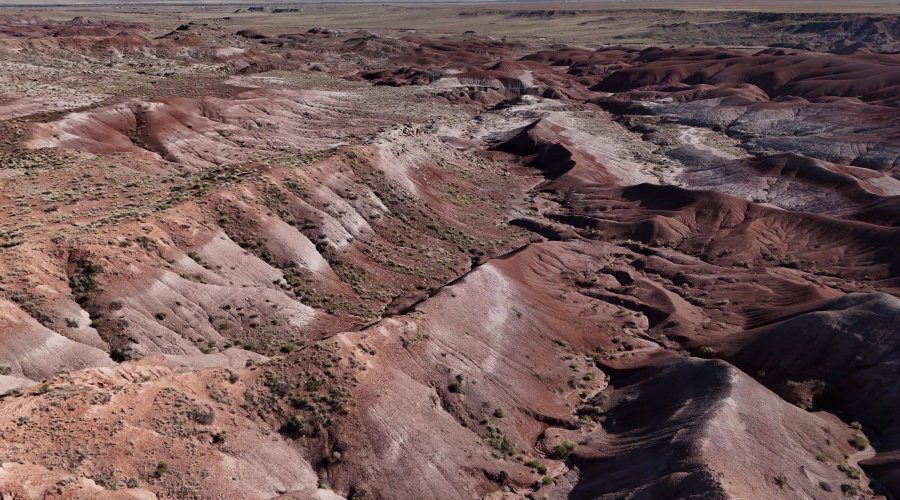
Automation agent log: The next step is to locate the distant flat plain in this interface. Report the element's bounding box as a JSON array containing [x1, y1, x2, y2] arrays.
[[0, 1, 898, 47]]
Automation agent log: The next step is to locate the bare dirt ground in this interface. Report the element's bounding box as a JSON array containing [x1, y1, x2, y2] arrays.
[[0, 3, 898, 500]]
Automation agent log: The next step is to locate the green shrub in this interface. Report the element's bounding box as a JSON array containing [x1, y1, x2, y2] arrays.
[[526, 458, 547, 474], [849, 434, 869, 451], [289, 396, 310, 409], [3, 387, 22, 397], [189, 405, 215, 425], [838, 461, 861, 479], [153, 462, 168, 479], [448, 374, 463, 393], [698, 346, 717, 358], [282, 415, 309, 437], [305, 376, 323, 392], [841, 482, 859, 495], [774, 474, 787, 488], [556, 440, 577, 458], [69, 258, 103, 303]]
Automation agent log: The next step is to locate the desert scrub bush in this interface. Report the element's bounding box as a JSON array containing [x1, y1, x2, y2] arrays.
[[841, 482, 860, 495], [698, 346, 717, 358], [542, 476, 554, 485], [779, 258, 801, 269], [526, 459, 547, 474], [486, 428, 515, 456], [2, 387, 22, 397], [155, 311, 167, 321], [69, 257, 103, 303], [111, 345, 142, 362], [291, 396, 313, 410], [189, 404, 215, 425], [348, 487, 368, 500], [448, 374, 463, 393], [323, 386, 351, 413], [493, 408, 505, 418], [838, 461, 861, 479], [281, 344, 295, 354], [152, 462, 168, 479], [774, 474, 787, 488], [0, 365, 10, 376], [282, 415, 319, 438], [305, 375, 324, 392], [212, 430, 227, 444], [556, 440, 577, 458], [264, 372, 293, 397], [849, 434, 869, 451]]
